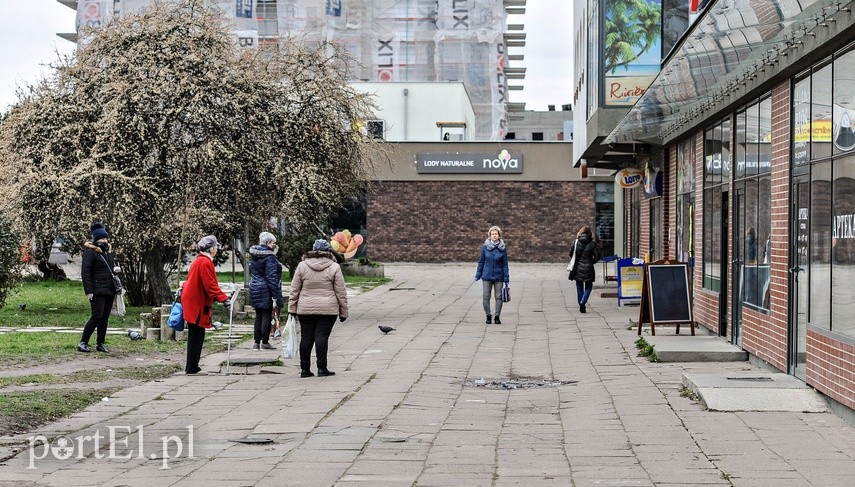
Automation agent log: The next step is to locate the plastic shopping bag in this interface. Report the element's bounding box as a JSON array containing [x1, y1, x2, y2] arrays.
[[282, 314, 297, 359]]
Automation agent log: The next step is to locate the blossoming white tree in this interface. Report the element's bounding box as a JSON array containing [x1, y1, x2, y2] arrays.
[[0, 0, 383, 305]]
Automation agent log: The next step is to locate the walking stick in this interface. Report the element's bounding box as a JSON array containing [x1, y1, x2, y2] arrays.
[[225, 285, 240, 376]]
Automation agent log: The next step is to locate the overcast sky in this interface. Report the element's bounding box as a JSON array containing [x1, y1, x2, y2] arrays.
[[0, 0, 572, 113]]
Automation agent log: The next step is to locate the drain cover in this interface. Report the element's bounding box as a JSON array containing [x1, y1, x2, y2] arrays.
[[231, 436, 274, 444], [726, 377, 774, 382], [465, 378, 577, 389]]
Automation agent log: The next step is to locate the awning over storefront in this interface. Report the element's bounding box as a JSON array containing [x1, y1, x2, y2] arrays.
[[605, 0, 854, 146]]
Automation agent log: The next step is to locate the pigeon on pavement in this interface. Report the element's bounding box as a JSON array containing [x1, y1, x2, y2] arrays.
[[378, 325, 395, 334]]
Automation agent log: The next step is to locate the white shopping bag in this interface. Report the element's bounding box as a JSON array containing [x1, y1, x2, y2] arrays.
[[111, 290, 127, 317], [282, 314, 297, 359]]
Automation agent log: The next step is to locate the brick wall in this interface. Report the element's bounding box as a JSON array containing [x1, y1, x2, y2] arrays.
[[692, 129, 718, 333], [807, 332, 855, 410], [368, 181, 597, 262], [741, 81, 790, 370]]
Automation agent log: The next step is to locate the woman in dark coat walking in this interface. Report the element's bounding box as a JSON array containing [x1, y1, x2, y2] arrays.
[[78, 223, 120, 353], [249, 231, 283, 350], [569, 225, 601, 313], [475, 225, 509, 324]]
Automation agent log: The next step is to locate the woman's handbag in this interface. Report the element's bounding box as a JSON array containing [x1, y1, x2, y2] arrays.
[[97, 254, 123, 294], [282, 314, 298, 359], [501, 283, 511, 303], [567, 239, 578, 280], [167, 288, 184, 332], [111, 291, 127, 317]]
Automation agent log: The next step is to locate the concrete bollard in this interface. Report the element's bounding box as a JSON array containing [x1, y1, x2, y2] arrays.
[[151, 308, 162, 328], [140, 313, 152, 336], [146, 327, 161, 341], [161, 324, 175, 341]]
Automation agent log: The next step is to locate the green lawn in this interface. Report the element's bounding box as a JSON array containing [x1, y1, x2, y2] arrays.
[[0, 280, 150, 328]]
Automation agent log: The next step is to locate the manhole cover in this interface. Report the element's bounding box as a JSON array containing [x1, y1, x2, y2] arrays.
[[726, 377, 774, 382], [231, 436, 274, 444], [464, 378, 577, 389]]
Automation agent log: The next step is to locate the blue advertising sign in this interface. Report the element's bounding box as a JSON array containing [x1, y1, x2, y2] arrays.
[[617, 258, 644, 305]]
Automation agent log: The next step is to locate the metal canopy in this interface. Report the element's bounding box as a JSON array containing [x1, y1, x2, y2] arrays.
[[605, 0, 854, 146]]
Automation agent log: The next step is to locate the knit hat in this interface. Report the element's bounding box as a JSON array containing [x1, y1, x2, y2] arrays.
[[259, 231, 276, 245], [197, 235, 220, 252], [91, 223, 109, 241], [312, 239, 331, 251]]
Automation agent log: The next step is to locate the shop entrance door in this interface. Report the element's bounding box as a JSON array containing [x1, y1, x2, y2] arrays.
[[789, 178, 809, 380], [718, 191, 729, 337], [731, 186, 744, 346]]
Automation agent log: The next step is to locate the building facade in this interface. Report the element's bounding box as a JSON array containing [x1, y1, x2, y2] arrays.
[[59, 0, 528, 140], [579, 0, 855, 416], [367, 141, 614, 262]]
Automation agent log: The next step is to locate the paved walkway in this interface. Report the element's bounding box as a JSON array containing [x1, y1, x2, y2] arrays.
[[2, 264, 854, 486]]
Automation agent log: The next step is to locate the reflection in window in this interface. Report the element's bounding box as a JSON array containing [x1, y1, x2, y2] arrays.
[[676, 139, 696, 276], [812, 63, 832, 161], [735, 95, 772, 310], [810, 163, 832, 328], [833, 50, 855, 155], [703, 118, 729, 292], [831, 156, 855, 337]]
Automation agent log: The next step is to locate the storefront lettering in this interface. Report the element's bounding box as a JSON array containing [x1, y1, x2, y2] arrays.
[[482, 157, 518, 170], [833, 214, 855, 239], [609, 82, 646, 102]]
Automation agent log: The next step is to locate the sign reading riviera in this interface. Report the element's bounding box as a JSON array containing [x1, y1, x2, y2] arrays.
[[417, 150, 523, 174]]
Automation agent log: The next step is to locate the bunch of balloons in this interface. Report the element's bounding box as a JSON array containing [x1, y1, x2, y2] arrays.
[[330, 230, 364, 259]]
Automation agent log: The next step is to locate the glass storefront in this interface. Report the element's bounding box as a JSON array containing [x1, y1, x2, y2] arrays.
[[790, 44, 855, 338], [702, 118, 730, 292]]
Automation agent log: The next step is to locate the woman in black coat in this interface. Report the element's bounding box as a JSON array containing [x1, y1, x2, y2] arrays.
[[568, 225, 601, 313], [78, 223, 120, 353]]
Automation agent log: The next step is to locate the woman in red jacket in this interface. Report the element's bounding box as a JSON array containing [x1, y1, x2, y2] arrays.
[[182, 235, 230, 375]]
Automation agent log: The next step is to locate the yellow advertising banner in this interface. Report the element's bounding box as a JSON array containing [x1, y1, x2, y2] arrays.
[[793, 120, 833, 143]]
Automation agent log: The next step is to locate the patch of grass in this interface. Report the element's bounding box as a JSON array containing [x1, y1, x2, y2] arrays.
[[0, 388, 119, 435], [0, 331, 185, 367], [679, 386, 699, 401], [0, 280, 150, 328], [635, 337, 659, 362], [0, 363, 182, 388]]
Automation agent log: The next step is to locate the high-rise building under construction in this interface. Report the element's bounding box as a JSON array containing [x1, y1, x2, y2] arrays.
[[58, 0, 528, 140]]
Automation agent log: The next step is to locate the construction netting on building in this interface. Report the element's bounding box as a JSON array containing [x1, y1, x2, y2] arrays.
[[74, 0, 509, 140]]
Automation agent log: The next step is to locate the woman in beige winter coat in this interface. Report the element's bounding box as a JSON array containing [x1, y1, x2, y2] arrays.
[[288, 239, 348, 378]]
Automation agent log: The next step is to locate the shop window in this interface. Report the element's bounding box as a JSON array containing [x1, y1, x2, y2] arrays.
[[676, 138, 696, 276], [811, 63, 832, 161], [532, 132, 544, 141], [831, 155, 855, 337], [703, 118, 729, 292], [595, 183, 615, 257], [733, 95, 772, 310], [833, 50, 855, 155], [810, 162, 832, 328]]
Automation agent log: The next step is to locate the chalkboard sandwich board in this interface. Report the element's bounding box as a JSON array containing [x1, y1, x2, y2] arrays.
[[637, 260, 695, 336]]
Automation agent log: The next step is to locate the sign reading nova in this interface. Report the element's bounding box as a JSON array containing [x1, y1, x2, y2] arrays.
[[416, 150, 523, 174]]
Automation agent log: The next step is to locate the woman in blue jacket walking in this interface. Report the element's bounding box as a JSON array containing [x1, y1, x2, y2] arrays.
[[475, 226, 509, 324], [249, 232, 284, 350]]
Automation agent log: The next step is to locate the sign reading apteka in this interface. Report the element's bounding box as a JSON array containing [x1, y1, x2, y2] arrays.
[[417, 150, 523, 174]]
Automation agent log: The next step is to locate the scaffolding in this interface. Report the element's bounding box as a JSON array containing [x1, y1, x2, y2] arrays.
[[71, 0, 510, 140]]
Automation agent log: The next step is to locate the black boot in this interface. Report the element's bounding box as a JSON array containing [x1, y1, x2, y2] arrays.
[[486, 314, 492, 324], [77, 342, 91, 353], [494, 315, 501, 324], [580, 304, 586, 313], [96, 343, 109, 353], [300, 369, 314, 378], [318, 369, 336, 377]]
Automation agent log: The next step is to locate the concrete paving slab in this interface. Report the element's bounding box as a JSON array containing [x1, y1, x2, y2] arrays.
[[683, 372, 829, 412], [646, 335, 749, 362], [3, 264, 855, 486]]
